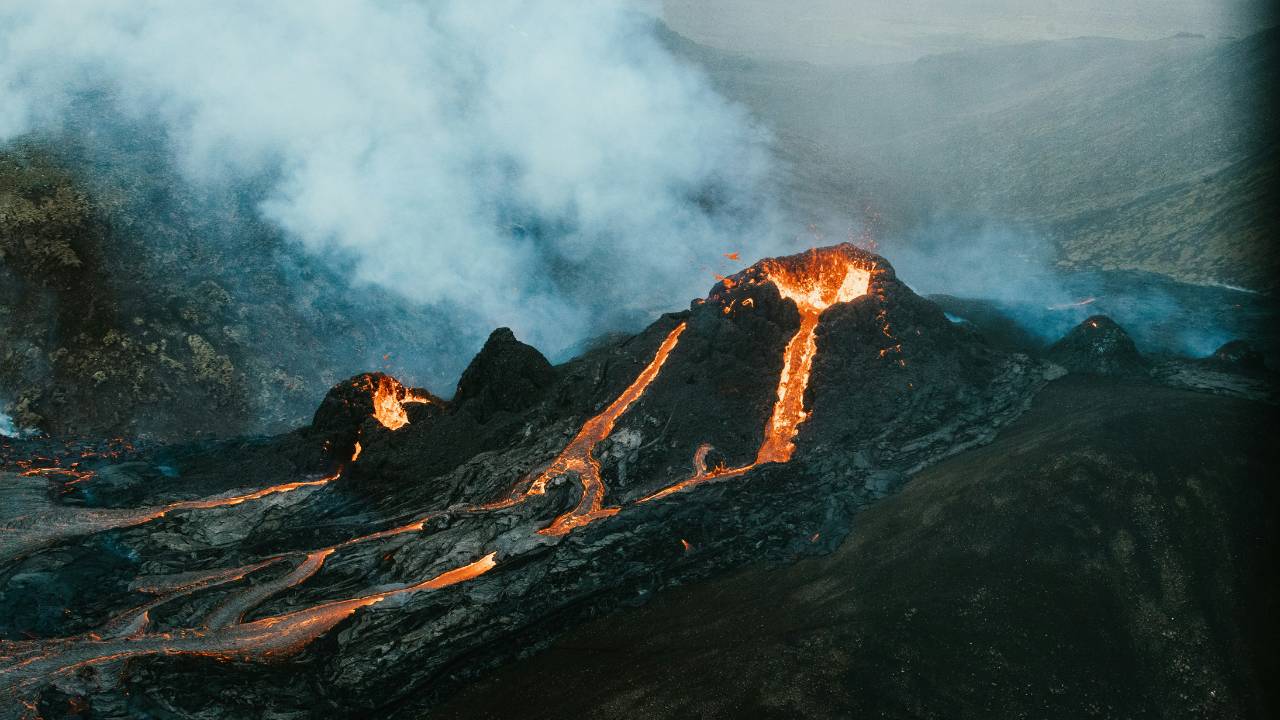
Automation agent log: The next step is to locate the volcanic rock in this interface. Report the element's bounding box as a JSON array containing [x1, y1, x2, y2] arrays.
[[0, 243, 1053, 718], [309, 372, 443, 465], [1207, 339, 1267, 372], [1046, 315, 1146, 376], [435, 376, 1279, 720], [452, 327, 555, 423]]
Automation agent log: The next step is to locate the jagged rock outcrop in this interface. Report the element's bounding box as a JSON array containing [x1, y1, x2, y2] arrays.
[[1046, 315, 1146, 376], [1207, 339, 1267, 371], [452, 327, 556, 422]]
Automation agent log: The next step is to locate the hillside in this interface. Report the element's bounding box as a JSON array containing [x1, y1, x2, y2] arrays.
[[663, 26, 1279, 289], [437, 376, 1279, 719], [1, 135, 471, 440]]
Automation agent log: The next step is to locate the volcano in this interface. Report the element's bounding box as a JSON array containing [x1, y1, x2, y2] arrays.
[[0, 244, 1051, 717]]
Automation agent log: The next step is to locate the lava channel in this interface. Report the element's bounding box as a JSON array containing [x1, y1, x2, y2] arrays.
[[521, 322, 688, 536], [643, 250, 872, 501], [0, 554, 497, 696]]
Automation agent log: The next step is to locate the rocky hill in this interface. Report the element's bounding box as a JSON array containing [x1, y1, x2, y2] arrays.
[[437, 375, 1278, 719]]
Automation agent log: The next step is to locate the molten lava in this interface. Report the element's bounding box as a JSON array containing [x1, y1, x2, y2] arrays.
[[644, 248, 874, 501], [527, 322, 687, 536], [368, 375, 438, 431], [372, 375, 411, 430], [755, 252, 872, 463], [161, 477, 333, 515]]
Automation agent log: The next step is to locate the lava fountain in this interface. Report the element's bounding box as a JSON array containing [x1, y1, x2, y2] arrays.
[[372, 375, 437, 430]]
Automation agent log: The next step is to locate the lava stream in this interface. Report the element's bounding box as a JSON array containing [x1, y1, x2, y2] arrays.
[[205, 550, 333, 628], [0, 474, 335, 562], [504, 322, 687, 536], [161, 477, 334, 515], [643, 253, 872, 501], [754, 311, 822, 464], [0, 554, 497, 694]]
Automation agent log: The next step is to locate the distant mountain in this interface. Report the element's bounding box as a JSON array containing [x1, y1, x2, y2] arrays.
[[661, 0, 1274, 65], [662, 25, 1278, 290]]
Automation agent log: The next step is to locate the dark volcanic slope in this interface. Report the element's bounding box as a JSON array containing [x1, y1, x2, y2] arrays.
[[0, 245, 1052, 718], [436, 376, 1279, 720]]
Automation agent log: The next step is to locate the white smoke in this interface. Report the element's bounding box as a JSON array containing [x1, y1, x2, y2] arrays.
[[0, 0, 778, 356], [0, 407, 30, 438]]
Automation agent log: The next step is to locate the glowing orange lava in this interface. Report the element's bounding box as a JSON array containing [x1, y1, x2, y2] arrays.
[[526, 322, 687, 536], [367, 375, 438, 431], [754, 252, 871, 463], [372, 376, 411, 430], [156, 477, 334, 518], [243, 551, 497, 655], [1, 246, 886, 699], [643, 249, 873, 501]]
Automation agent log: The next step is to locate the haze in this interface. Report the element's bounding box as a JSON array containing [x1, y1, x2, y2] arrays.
[[664, 0, 1274, 64]]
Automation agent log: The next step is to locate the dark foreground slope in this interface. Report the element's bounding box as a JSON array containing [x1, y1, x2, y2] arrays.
[[438, 376, 1279, 720]]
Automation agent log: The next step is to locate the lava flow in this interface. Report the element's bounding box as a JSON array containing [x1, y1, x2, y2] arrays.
[[0, 553, 497, 695], [524, 322, 688, 536], [0, 475, 335, 563], [644, 248, 873, 501], [1, 245, 888, 709], [755, 251, 872, 463]]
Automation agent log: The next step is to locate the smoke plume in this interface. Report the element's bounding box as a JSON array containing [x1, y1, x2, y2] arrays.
[[0, 0, 778, 359], [886, 218, 1271, 359]]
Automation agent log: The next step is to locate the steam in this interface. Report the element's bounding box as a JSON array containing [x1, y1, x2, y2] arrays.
[[0, 0, 777, 358], [887, 218, 1268, 358], [0, 405, 30, 438]]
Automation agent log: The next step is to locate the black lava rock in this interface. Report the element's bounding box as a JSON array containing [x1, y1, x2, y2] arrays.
[[1206, 339, 1267, 372], [1046, 315, 1146, 376], [452, 328, 555, 423]]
